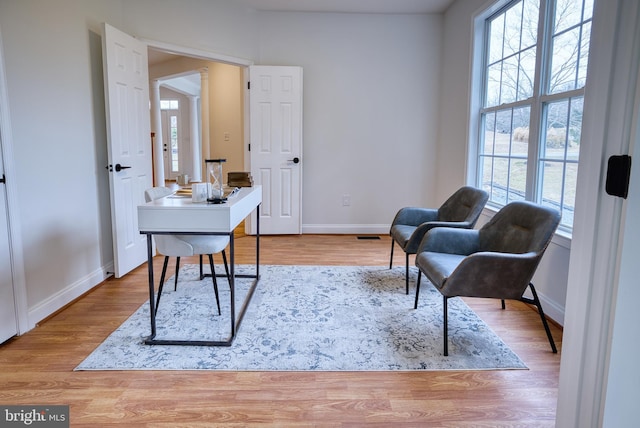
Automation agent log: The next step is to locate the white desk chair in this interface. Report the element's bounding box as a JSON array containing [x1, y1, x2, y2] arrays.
[[144, 187, 230, 315]]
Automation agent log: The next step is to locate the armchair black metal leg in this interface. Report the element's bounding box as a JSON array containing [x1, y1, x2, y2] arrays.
[[527, 283, 557, 353], [443, 296, 449, 356], [414, 271, 422, 309], [155, 256, 170, 316], [174, 256, 181, 291], [501, 299, 506, 309], [208, 254, 221, 316], [405, 253, 410, 295], [389, 239, 394, 269], [199, 254, 204, 280]]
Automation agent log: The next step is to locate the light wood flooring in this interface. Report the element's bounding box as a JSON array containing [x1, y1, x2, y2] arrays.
[[0, 234, 562, 427]]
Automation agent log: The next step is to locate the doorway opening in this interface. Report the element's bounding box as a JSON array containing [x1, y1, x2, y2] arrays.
[[147, 47, 248, 188]]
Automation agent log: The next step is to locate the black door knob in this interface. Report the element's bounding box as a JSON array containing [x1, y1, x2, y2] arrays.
[[289, 157, 300, 164], [115, 164, 132, 172]]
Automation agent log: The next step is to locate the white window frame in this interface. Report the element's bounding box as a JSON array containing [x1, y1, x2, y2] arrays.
[[468, 0, 592, 237]]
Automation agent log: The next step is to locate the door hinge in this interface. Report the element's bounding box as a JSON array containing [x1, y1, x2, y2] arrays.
[[0, 174, 5, 183], [248, 81, 250, 90], [248, 144, 251, 152]]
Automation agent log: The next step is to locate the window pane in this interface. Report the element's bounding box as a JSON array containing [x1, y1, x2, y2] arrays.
[[521, 0, 539, 49], [561, 163, 578, 227], [518, 47, 536, 100], [549, 0, 592, 95], [509, 157, 527, 201], [486, 63, 502, 107], [493, 158, 509, 204], [479, 156, 494, 196], [549, 28, 581, 93], [568, 97, 583, 162], [584, 0, 594, 20], [540, 96, 582, 229], [554, 0, 583, 34], [480, 106, 530, 206], [543, 100, 569, 160], [170, 115, 179, 173], [540, 160, 564, 211], [488, 13, 505, 64], [504, 1, 523, 57], [512, 106, 530, 156], [482, 112, 496, 154], [577, 21, 591, 88], [501, 56, 519, 104], [495, 110, 512, 155]]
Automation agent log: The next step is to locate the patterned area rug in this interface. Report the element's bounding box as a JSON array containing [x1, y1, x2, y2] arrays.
[[75, 265, 526, 371]]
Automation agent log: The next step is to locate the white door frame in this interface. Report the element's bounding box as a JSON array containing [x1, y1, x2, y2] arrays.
[[556, 0, 640, 425], [0, 24, 30, 334]]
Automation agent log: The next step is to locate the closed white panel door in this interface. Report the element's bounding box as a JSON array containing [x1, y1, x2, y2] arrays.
[[102, 23, 153, 277], [249, 66, 303, 234]]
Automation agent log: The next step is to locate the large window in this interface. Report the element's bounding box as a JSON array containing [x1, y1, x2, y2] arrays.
[[474, 0, 593, 232]]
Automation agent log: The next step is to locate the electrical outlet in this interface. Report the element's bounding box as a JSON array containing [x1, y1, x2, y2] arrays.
[[342, 194, 351, 206]]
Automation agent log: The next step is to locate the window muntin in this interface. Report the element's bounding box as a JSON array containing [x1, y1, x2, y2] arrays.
[[475, 0, 592, 232]]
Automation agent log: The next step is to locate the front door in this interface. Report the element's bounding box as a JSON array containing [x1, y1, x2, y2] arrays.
[[102, 23, 153, 277], [249, 66, 303, 234], [161, 108, 181, 181]]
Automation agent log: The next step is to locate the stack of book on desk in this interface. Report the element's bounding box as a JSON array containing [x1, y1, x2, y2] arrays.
[[227, 171, 254, 187]]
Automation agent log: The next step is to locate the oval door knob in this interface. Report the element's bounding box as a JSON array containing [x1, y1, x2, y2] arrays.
[[115, 163, 132, 172], [289, 157, 300, 164]]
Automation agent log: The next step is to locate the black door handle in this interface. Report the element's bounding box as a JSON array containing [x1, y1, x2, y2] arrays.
[[115, 164, 132, 172], [288, 157, 300, 164]]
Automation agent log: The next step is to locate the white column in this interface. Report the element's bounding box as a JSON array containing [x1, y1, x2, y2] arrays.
[[189, 95, 201, 182], [150, 79, 165, 185], [200, 68, 210, 180]]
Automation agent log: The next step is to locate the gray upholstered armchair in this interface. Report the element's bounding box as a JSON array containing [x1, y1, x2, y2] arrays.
[[390, 186, 488, 294], [414, 200, 560, 356]]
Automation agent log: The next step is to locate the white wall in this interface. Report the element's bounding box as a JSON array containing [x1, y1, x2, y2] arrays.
[[436, 0, 486, 201], [257, 12, 443, 233], [0, 0, 123, 324]]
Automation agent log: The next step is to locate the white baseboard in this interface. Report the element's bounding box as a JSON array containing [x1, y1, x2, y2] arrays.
[[521, 287, 565, 327], [536, 291, 565, 327], [27, 262, 114, 329], [302, 224, 389, 235]]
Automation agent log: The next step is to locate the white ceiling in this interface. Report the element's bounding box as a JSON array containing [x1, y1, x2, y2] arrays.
[[236, 0, 456, 14]]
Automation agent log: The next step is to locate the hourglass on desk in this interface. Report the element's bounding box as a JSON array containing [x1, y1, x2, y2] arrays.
[[205, 159, 227, 204]]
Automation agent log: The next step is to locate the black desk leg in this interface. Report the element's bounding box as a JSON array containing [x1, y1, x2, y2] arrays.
[[146, 234, 157, 340], [229, 233, 236, 338]]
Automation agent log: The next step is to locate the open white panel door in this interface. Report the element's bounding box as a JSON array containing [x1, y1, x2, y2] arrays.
[[0, 152, 17, 343], [102, 23, 153, 277], [249, 66, 303, 234]]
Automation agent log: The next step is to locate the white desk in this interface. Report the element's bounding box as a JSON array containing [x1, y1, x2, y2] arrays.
[[138, 185, 262, 346]]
